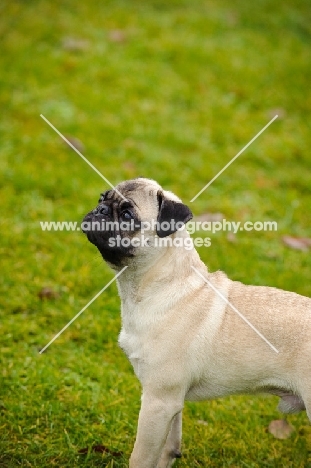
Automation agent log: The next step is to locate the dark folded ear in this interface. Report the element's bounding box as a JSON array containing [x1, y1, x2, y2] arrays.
[[156, 191, 193, 238]]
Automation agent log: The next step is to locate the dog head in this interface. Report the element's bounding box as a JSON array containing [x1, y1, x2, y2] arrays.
[[82, 178, 193, 268]]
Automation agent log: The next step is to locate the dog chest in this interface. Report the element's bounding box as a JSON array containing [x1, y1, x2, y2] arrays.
[[118, 328, 146, 380]]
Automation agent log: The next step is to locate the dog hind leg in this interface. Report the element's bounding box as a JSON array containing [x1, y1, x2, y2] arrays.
[[278, 395, 306, 414], [156, 411, 182, 468]]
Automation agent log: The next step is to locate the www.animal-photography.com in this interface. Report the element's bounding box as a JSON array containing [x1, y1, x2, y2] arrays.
[[1, 1, 311, 467]]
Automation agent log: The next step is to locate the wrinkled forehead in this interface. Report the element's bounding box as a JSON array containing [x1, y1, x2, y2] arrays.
[[116, 178, 161, 199], [104, 178, 161, 217]]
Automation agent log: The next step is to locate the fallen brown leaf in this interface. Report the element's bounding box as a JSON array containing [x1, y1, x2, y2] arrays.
[[63, 135, 85, 153], [268, 419, 294, 439], [38, 287, 59, 300], [282, 236, 311, 251], [62, 37, 89, 51], [108, 29, 127, 43], [227, 232, 237, 243], [78, 444, 123, 457]]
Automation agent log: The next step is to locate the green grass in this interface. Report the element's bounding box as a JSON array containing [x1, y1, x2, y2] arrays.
[[1, 0, 311, 466]]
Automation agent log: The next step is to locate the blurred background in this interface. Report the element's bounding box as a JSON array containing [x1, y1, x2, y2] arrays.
[[1, 0, 311, 466]]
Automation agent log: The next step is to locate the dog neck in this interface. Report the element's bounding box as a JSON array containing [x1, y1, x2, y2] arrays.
[[115, 230, 206, 308]]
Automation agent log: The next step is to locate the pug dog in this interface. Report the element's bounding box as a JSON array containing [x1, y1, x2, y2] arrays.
[[83, 177, 311, 468]]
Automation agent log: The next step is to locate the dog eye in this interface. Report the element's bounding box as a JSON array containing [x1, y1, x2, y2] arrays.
[[121, 210, 133, 221]]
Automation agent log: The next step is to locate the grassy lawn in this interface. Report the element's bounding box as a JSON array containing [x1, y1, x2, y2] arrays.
[[1, 0, 311, 466]]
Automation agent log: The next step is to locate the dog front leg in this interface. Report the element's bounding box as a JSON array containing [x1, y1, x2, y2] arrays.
[[156, 411, 182, 468], [129, 391, 183, 468]]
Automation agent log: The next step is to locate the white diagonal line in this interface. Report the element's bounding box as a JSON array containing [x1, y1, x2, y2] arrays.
[[39, 266, 127, 354], [191, 266, 279, 354], [190, 115, 278, 202], [40, 114, 127, 201]]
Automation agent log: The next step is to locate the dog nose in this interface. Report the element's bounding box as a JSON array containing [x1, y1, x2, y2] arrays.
[[93, 204, 111, 216]]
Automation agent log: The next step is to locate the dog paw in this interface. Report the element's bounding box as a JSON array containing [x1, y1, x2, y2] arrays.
[[171, 449, 182, 458]]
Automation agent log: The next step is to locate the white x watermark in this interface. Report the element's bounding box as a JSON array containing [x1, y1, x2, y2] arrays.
[[40, 114, 127, 201], [39, 266, 127, 354], [190, 115, 278, 202], [191, 266, 279, 354], [40, 112, 279, 354]]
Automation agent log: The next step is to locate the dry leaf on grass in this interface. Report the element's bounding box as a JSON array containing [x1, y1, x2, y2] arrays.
[[78, 444, 123, 457], [108, 29, 127, 43], [63, 135, 85, 153], [227, 232, 237, 243], [38, 287, 59, 300], [282, 236, 311, 251], [62, 37, 89, 51], [268, 419, 294, 439]]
